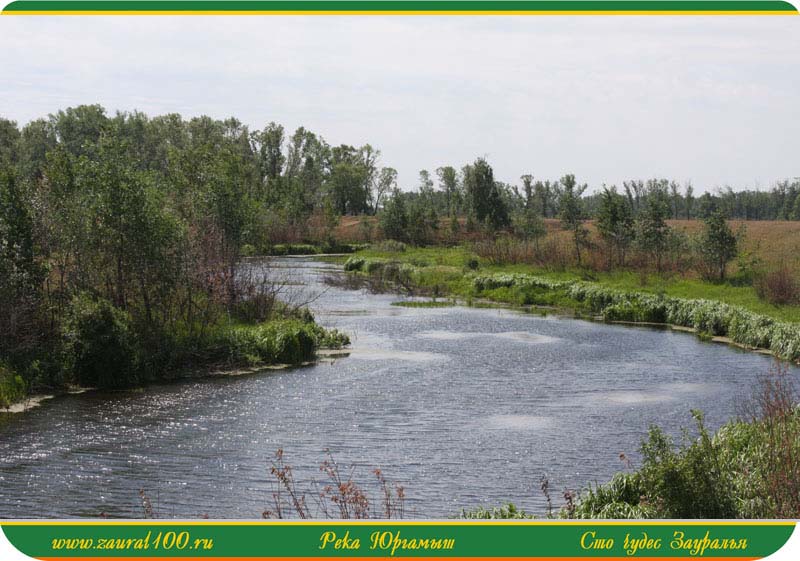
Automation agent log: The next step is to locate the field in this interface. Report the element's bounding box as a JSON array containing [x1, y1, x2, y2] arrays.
[[336, 216, 800, 274]]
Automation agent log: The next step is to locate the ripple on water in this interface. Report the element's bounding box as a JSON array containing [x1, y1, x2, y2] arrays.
[[417, 330, 473, 341], [493, 332, 561, 344], [416, 331, 560, 344], [584, 382, 720, 407], [482, 415, 554, 431], [348, 348, 449, 362]]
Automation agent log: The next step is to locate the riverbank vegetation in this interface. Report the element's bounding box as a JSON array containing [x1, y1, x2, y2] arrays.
[[0, 106, 351, 403], [341, 251, 800, 361]]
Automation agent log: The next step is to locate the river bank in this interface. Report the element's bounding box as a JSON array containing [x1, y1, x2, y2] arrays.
[[0, 315, 350, 413], [336, 247, 800, 364]]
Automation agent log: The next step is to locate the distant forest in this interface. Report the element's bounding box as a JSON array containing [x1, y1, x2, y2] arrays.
[[2, 105, 800, 232]]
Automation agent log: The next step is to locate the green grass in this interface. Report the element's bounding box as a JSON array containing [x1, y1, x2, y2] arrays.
[[391, 300, 456, 308], [344, 245, 800, 323]]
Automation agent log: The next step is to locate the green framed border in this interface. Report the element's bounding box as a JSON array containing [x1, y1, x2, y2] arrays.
[[2, 520, 797, 559], [2, 0, 798, 15]]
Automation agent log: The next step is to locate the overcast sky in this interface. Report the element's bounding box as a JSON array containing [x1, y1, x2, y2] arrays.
[[1, 15, 798, 192]]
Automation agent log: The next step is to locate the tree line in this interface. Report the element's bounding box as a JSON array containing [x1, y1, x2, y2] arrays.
[[1, 105, 358, 401]]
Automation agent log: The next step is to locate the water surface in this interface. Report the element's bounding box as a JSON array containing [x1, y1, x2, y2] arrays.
[[0, 258, 793, 518]]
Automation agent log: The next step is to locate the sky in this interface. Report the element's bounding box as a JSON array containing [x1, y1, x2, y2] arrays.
[[1, 15, 799, 193]]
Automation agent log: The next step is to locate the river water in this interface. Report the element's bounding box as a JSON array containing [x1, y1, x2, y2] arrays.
[[0, 258, 794, 519]]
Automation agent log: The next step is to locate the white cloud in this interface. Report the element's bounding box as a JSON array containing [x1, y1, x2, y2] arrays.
[[1, 15, 798, 192]]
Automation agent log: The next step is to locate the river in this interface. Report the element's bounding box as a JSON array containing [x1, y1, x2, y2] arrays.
[[0, 257, 793, 518]]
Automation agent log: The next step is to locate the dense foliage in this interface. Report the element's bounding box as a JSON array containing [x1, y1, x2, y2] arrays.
[[0, 106, 351, 399]]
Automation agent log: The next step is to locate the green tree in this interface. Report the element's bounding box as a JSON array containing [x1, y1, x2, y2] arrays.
[[50, 104, 109, 159], [379, 189, 409, 242], [0, 168, 44, 353], [329, 145, 370, 215], [255, 121, 285, 182], [371, 167, 397, 215], [697, 211, 738, 281], [684, 182, 694, 220], [514, 174, 546, 249], [558, 174, 589, 265], [436, 165, 460, 216], [463, 158, 509, 231], [636, 188, 672, 272], [670, 181, 681, 219], [596, 187, 634, 267], [0, 118, 21, 166]]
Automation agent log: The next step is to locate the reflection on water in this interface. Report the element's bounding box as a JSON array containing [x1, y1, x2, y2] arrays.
[[483, 415, 554, 431], [417, 330, 560, 344], [0, 257, 796, 519]]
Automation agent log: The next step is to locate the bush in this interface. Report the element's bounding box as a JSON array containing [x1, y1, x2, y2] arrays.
[[638, 411, 738, 518], [343, 256, 366, 272], [62, 294, 142, 389], [269, 243, 320, 256], [375, 240, 407, 253], [189, 319, 349, 368], [0, 363, 26, 408], [755, 266, 799, 306], [602, 299, 667, 324], [365, 260, 385, 274], [240, 243, 258, 257], [461, 503, 532, 519], [567, 473, 655, 519]]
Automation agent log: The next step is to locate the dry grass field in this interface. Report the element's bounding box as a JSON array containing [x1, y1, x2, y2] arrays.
[[336, 216, 800, 273]]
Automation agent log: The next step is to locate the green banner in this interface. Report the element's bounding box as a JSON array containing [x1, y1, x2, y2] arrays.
[[2, 521, 795, 559], [2, 0, 798, 15]]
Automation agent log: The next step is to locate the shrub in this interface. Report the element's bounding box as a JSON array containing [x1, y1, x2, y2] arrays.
[[365, 260, 385, 274], [566, 473, 654, 519], [464, 257, 480, 271], [270, 243, 320, 256], [197, 320, 349, 368], [755, 266, 799, 306], [62, 294, 142, 389], [602, 299, 667, 324], [240, 243, 258, 257], [461, 503, 532, 519], [375, 240, 407, 253], [343, 256, 366, 272], [0, 363, 26, 408], [638, 411, 738, 518]]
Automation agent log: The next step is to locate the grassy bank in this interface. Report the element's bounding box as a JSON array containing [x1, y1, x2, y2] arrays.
[[244, 242, 368, 257], [338, 246, 800, 362], [1, 296, 349, 410]]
